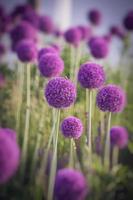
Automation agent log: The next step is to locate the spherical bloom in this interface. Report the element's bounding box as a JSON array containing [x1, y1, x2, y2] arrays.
[[21, 10, 39, 29], [0, 14, 11, 34], [96, 84, 126, 113], [10, 21, 37, 43], [38, 47, 58, 60], [88, 37, 109, 59], [16, 39, 37, 62], [77, 25, 92, 40], [45, 77, 76, 109], [38, 54, 64, 78], [88, 9, 101, 25], [0, 130, 20, 184], [54, 168, 88, 200], [78, 62, 105, 89], [64, 27, 81, 46], [123, 10, 133, 31], [110, 26, 126, 39], [0, 128, 17, 141], [61, 116, 83, 139], [11, 4, 32, 20], [39, 15, 54, 34], [110, 126, 128, 149]]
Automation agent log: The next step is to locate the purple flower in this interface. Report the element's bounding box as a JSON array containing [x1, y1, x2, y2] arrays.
[[16, 39, 37, 62], [110, 126, 128, 149], [0, 14, 11, 34], [61, 116, 83, 139], [110, 26, 126, 39], [88, 9, 101, 25], [21, 9, 39, 29], [38, 54, 64, 78], [96, 84, 126, 113], [45, 77, 76, 109], [78, 62, 105, 89], [38, 47, 58, 60], [39, 15, 54, 34], [88, 37, 109, 59], [123, 10, 133, 31], [64, 27, 81, 46], [11, 4, 33, 20], [77, 25, 92, 40], [0, 130, 20, 184], [0, 128, 17, 141], [54, 168, 88, 200], [10, 21, 37, 44]]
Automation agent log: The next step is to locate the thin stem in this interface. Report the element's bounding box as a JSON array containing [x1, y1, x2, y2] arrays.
[[104, 112, 112, 171], [70, 45, 74, 80], [69, 139, 74, 167], [20, 63, 31, 179], [112, 146, 119, 167], [47, 109, 60, 200]]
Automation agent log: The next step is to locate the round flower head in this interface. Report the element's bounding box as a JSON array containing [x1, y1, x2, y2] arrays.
[[110, 26, 126, 39], [123, 10, 133, 31], [54, 168, 88, 200], [38, 47, 58, 60], [0, 131, 20, 184], [38, 54, 64, 78], [21, 9, 39, 29], [88, 9, 101, 25], [11, 4, 32, 20], [77, 25, 92, 40], [64, 27, 81, 46], [96, 84, 126, 113], [78, 62, 105, 89], [61, 116, 83, 139], [45, 77, 76, 109], [0, 128, 17, 141], [16, 39, 37, 62], [110, 126, 128, 149], [39, 15, 54, 34], [10, 21, 37, 43], [88, 37, 109, 59]]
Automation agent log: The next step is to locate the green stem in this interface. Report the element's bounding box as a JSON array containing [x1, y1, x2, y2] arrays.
[[69, 139, 74, 167], [104, 112, 112, 171], [47, 109, 60, 200], [20, 63, 31, 179], [112, 146, 119, 167]]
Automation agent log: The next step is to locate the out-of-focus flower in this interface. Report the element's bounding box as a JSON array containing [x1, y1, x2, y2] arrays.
[[110, 126, 128, 149], [54, 168, 88, 200], [96, 84, 126, 113], [0, 129, 20, 184], [45, 77, 76, 109], [123, 10, 133, 31], [88, 37, 109, 59], [38, 53, 64, 78], [61, 116, 83, 139], [78, 62, 105, 89], [88, 9, 101, 25], [64, 27, 81, 46], [39, 15, 54, 34], [38, 47, 58, 60], [77, 25, 92, 41], [16, 39, 37, 62], [110, 26, 126, 39]]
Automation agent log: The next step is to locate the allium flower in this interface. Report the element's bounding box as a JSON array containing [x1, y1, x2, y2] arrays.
[[110, 26, 126, 39], [38, 47, 58, 60], [50, 44, 61, 54], [88, 37, 109, 59], [64, 27, 81, 46], [10, 21, 37, 44], [39, 15, 54, 34], [61, 116, 83, 139], [96, 84, 126, 113], [0, 14, 11, 34], [16, 39, 37, 62], [77, 25, 92, 40], [78, 62, 105, 89], [88, 9, 101, 25], [38, 54, 64, 78], [110, 126, 128, 149], [0, 130, 20, 184], [0, 128, 17, 141], [123, 10, 133, 31], [54, 168, 88, 200], [21, 10, 39, 29], [11, 4, 32, 19], [45, 77, 76, 109]]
